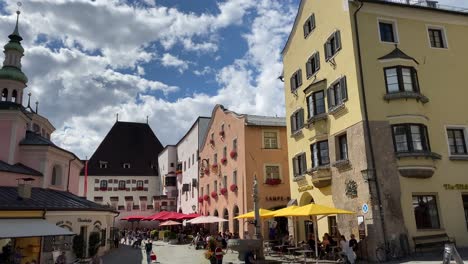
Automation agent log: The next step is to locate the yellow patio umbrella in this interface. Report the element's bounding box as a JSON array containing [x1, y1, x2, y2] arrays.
[[262, 205, 298, 218], [234, 208, 274, 219], [274, 204, 354, 264]]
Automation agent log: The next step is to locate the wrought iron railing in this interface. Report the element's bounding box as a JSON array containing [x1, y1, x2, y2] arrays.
[[376, 0, 468, 13]]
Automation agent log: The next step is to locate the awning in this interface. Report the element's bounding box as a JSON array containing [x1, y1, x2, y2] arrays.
[[0, 219, 75, 238]]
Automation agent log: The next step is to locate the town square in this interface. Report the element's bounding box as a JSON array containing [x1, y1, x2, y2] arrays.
[[1, 0, 468, 263]]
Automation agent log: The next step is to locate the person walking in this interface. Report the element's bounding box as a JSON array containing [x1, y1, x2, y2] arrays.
[[145, 239, 153, 264]]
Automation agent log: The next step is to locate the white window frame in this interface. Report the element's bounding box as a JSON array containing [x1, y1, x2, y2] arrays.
[[426, 24, 449, 50], [123, 163, 131, 169], [444, 125, 468, 157], [264, 164, 282, 182], [262, 129, 280, 149], [377, 18, 399, 44], [99, 161, 108, 169]]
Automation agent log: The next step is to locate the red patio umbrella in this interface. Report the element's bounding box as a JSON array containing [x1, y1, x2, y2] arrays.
[[176, 213, 201, 220], [120, 215, 146, 221], [143, 211, 170, 221], [157, 212, 186, 221]]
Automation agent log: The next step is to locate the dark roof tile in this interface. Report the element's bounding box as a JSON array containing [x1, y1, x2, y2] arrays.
[[0, 160, 43, 176]]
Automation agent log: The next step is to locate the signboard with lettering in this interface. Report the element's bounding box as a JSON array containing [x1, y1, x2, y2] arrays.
[[443, 184, 468, 190], [78, 218, 92, 223]]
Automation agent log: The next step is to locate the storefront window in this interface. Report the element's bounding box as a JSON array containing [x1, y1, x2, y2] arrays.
[[412, 195, 440, 229]]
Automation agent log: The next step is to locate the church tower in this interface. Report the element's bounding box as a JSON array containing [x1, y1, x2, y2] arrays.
[[0, 10, 28, 104]]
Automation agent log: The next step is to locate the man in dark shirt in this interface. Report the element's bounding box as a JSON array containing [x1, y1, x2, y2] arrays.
[[349, 234, 358, 252]]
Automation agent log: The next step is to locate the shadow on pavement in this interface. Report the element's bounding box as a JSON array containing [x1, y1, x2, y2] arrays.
[[102, 245, 143, 264]]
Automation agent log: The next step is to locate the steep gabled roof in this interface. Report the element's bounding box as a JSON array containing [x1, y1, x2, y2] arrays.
[[84, 121, 164, 176]]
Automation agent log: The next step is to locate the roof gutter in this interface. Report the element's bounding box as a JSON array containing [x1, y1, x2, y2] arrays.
[[353, 0, 388, 253]]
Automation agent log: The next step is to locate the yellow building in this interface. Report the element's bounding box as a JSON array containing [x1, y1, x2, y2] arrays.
[[282, 0, 468, 260]]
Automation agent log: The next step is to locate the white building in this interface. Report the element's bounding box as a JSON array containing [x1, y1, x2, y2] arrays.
[[158, 145, 178, 211], [79, 121, 174, 227]]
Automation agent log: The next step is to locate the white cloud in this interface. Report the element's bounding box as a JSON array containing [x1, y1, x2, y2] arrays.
[[136, 65, 145, 76], [160, 53, 189, 73], [193, 66, 212, 76]]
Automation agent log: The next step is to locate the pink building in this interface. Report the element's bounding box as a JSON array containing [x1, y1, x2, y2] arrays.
[[0, 14, 83, 194], [198, 105, 291, 238]]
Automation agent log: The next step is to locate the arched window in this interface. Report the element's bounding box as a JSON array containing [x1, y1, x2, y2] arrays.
[[233, 206, 239, 235], [100, 180, 108, 190], [1, 89, 7, 101], [222, 208, 229, 232], [51, 165, 62, 186], [11, 90, 17, 103], [33, 124, 40, 133]]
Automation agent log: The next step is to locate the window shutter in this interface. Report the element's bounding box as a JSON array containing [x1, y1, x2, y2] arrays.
[[306, 59, 312, 78], [314, 52, 320, 72], [299, 108, 305, 128], [306, 96, 311, 119], [340, 76, 348, 101], [292, 157, 297, 176], [411, 68, 420, 92], [290, 115, 295, 133], [311, 14, 316, 30], [303, 21, 310, 38], [335, 30, 342, 51], [290, 75, 296, 92], [324, 42, 329, 61], [327, 88, 332, 110], [297, 69, 303, 87], [301, 154, 307, 174]]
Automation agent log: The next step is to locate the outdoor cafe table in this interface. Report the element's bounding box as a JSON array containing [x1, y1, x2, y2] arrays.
[[296, 249, 315, 263], [286, 247, 300, 261]]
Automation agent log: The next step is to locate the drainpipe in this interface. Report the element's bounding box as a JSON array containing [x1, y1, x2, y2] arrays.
[[67, 157, 76, 192], [353, 0, 388, 253]]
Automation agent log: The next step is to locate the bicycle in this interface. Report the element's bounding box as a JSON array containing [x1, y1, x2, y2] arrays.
[[375, 239, 400, 262]]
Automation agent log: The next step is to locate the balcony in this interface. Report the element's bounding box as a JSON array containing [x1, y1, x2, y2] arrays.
[[383, 91, 429, 104], [396, 151, 441, 179], [306, 165, 331, 188], [378, 0, 468, 13]]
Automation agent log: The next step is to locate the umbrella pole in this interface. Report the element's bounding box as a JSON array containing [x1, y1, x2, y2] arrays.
[[315, 216, 318, 264]]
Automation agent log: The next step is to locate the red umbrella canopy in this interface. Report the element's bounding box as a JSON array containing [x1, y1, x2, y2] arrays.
[[176, 213, 201, 220], [120, 215, 146, 221], [158, 212, 186, 221], [144, 211, 170, 221]]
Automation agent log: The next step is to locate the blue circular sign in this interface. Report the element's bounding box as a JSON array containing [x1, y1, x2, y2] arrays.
[[362, 203, 369, 214]]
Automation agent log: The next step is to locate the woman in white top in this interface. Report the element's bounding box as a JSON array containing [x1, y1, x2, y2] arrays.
[[339, 235, 356, 264]]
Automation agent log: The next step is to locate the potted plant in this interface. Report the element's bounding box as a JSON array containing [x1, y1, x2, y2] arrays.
[[209, 139, 215, 145], [72, 235, 85, 260], [230, 150, 237, 159], [204, 168, 210, 175], [88, 232, 101, 258], [220, 187, 228, 195], [211, 163, 218, 170], [266, 178, 282, 185], [211, 191, 218, 199], [198, 196, 204, 203], [220, 157, 227, 165], [230, 184, 238, 192], [203, 194, 210, 201], [219, 131, 225, 138]]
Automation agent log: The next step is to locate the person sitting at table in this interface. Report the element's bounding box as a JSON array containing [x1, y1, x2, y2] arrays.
[[307, 234, 318, 251], [339, 235, 356, 264], [349, 234, 358, 252]]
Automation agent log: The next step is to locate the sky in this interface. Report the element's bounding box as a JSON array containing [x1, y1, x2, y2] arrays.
[[0, 0, 467, 159]]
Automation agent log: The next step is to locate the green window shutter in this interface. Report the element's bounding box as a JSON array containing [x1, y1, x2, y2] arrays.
[[335, 30, 341, 51], [411, 68, 420, 92], [340, 76, 348, 101], [297, 69, 303, 87], [290, 75, 296, 92], [324, 42, 329, 61], [306, 59, 312, 78], [299, 108, 305, 128], [303, 19, 310, 38], [327, 88, 332, 110], [314, 52, 320, 72]]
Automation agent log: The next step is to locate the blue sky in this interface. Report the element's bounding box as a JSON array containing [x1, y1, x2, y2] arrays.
[[0, 0, 466, 158]]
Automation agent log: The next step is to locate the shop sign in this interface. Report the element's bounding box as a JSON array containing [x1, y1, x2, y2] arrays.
[[265, 196, 289, 201], [56, 220, 73, 226], [298, 185, 313, 192], [78, 218, 92, 223], [443, 184, 468, 190]]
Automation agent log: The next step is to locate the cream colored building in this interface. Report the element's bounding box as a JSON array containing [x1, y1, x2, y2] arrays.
[[282, 0, 468, 260]]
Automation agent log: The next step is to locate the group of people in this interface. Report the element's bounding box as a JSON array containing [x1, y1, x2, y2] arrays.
[[306, 233, 358, 263]]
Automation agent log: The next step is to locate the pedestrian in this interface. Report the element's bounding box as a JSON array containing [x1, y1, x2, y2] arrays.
[[349, 234, 358, 252], [145, 239, 153, 264], [214, 245, 224, 264], [339, 235, 356, 264], [244, 250, 256, 264], [55, 251, 66, 264]]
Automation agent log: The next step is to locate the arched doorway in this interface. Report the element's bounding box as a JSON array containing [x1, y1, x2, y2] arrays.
[[222, 208, 229, 232], [232, 206, 239, 236], [299, 192, 315, 242], [212, 210, 219, 234]]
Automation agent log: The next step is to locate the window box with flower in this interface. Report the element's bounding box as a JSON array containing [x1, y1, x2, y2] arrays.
[[220, 157, 227, 165], [204, 168, 210, 175], [209, 139, 215, 145], [220, 187, 228, 195], [230, 150, 237, 159], [265, 178, 282, 185], [230, 184, 238, 192], [211, 191, 218, 199], [203, 194, 210, 201], [198, 196, 204, 203], [211, 163, 218, 170], [219, 131, 225, 138]]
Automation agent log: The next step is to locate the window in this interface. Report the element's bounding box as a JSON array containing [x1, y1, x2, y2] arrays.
[[306, 90, 325, 119], [379, 21, 397, 43], [384, 66, 419, 93], [233, 170, 237, 185], [99, 161, 108, 169], [136, 180, 144, 190], [392, 124, 430, 153], [1, 88, 7, 101], [311, 140, 330, 168], [306, 52, 320, 78], [290, 108, 304, 134], [214, 153, 218, 164], [265, 165, 280, 180], [188, 158, 191, 168], [463, 195, 468, 229], [338, 134, 348, 160], [165, 176, 176, 187], [303, 14, 315, 38], [292, 153, 307, 177], [223, 147, 227, 158], [214, 180, 218, 192], [184, 161, 186, 171], [100, 180, 108, 190], [126, 202, 132, 211], [223, 175, 227, 188], [327, 76, 347, 109], [264, 131, 279, 149], [51, 165, 62, 186], [123, 163, 131, 169], [428, 28, 446, 48], [328, 216, 338, 238], [290, 70, 303, 92], [233, 138, 237, 150], [170, 162, 174, 167], [141, 202, 146, 211], [118, 180, 126, 190], [192, 154, 195, 165], [11, 90, 17, 103], [206, 184, 210, 195], [447, 129, 467, 155], [413, 195, 440, 229], [324, 30, 341, 61]]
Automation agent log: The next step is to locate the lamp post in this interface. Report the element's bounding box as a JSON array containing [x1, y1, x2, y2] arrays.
[[252, 175, 265, 260]]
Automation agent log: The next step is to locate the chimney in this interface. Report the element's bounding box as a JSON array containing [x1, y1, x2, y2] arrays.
[[17, 178, 34, 200]]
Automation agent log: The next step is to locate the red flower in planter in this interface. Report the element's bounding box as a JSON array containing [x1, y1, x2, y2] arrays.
[[219, 131, 225, 137], [211, 191, 218, 199], [220, 187, 228, 195], [209, 139, 215, 145], [221, 157, 227, 165], [204, 168, 210, 175], [230, 150, 237, 159], [100, 187, 107, 191], [266, 178, 281, 185], [198, 196, 204, 203], [230, 184, 238, 192], [136, 187, 144, 191], [203, 194, 210, 201], [211, 163, 218, 170]]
